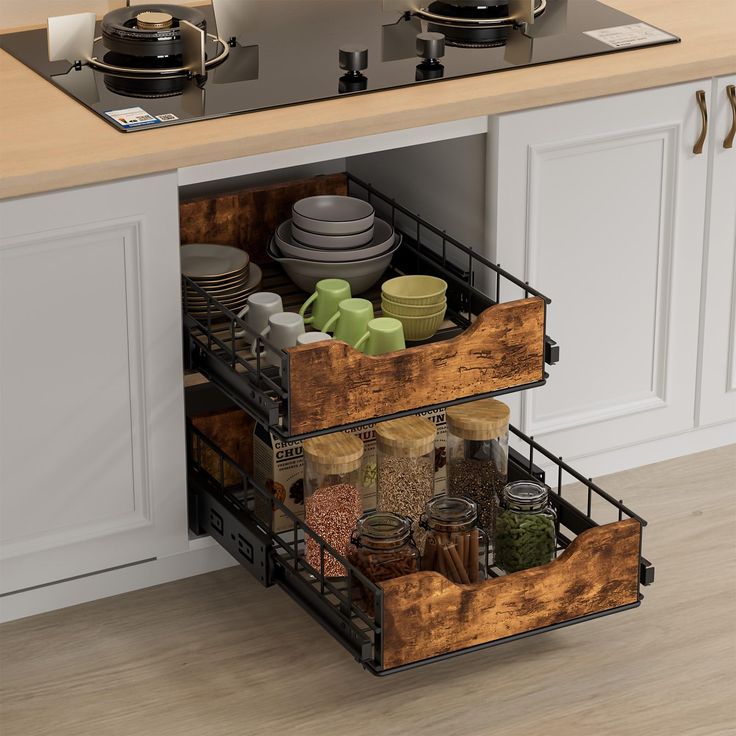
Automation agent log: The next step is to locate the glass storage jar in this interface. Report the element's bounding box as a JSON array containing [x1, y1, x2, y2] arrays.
[[302, 432, 364, 578], [495, 481, 557, 574], [420, 496, 486, 583], [375, 415, 437, 544], [446, 398, 510, 537], [347, 511, 419, 609]]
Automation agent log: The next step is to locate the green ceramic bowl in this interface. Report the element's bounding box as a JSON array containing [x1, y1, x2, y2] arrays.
[[381, 275, 448, 306], [381, 303, 447, 341], [381, 295, 447, 317]]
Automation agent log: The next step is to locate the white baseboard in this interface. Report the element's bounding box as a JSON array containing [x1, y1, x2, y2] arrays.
[[0, 539, 236, 623], [531, 420, 736, 481]]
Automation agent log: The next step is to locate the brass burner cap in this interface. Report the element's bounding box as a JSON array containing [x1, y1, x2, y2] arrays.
[[136, 11, 174, 30]]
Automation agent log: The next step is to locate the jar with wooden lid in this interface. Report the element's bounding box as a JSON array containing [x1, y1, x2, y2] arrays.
[[347, 511, 419, 609], [495, 481, 557, 574], [419, 496, 486, 583], [375, 415, 437, 543], [446, 398, 510, 539], [303, 432, 364, 578]]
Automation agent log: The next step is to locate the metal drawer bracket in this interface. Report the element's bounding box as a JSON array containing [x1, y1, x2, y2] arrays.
[[189, 471, 271, 587]]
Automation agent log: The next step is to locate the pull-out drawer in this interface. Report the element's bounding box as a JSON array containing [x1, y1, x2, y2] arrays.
[[187, 419, 653, 675], [182, 174, 557, 439]]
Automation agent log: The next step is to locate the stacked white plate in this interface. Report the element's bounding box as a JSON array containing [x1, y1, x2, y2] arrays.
[[269, 195, 400, 294], [181, 244, 262, 316]]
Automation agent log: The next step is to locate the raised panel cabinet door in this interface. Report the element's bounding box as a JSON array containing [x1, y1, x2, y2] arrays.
[[0, 173, 188, 593], [488, 81, 711, 460], [698, 76, 736, 427]]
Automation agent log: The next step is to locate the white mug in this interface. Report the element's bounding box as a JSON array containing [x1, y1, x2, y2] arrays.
[[236, 292, 283, 343], [252, 312, 305, 368], [296, 332, 332, 346]]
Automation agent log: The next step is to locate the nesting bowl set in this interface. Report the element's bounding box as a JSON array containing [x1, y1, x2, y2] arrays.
[[268, 195, 400, 294], [381, 276, 448, 341]]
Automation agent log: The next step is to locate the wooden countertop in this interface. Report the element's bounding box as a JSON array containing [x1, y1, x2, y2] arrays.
[[1, 0, 734, 201], [1, 446, 734, 736]]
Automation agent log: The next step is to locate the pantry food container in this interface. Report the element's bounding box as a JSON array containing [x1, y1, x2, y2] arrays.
[[375, 415, 437, 542], [347, 511, 419, 608], [495, 481, 557, 573], [302, 432, 365, 577], [419, 495, 486, 583], [446, 398, 510, 541]]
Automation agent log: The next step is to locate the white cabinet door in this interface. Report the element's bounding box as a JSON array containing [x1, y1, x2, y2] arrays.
[[698, 76, 736, 427], [0, 173, 188, 593], [489, 81, 711, 460]]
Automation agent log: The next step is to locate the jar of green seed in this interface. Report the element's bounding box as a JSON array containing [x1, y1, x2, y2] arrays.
[[495, 481, 557, 574]]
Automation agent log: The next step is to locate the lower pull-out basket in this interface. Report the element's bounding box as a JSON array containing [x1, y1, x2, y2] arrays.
[[187, 420, 653, 674]]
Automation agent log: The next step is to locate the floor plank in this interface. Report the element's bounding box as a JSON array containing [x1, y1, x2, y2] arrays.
[[1, 446, 735, 736]]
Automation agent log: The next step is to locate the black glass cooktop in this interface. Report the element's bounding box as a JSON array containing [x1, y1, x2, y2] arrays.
[[0, 0, 679, 132]]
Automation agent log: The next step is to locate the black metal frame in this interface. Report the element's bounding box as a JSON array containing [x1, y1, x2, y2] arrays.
[[183, 173, 557, 440], [187, 422, 383, 665], [186, 417, 653, 675]]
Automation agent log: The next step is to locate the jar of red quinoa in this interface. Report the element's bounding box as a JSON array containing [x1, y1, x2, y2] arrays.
[[302, 432, 364, 578]]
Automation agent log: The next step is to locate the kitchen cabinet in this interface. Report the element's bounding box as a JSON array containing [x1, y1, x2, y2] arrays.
[[1, 72, 733, 620], [488, 80, 714, 462], [698, 75, 736, 427], [0, 173, 188, 594]]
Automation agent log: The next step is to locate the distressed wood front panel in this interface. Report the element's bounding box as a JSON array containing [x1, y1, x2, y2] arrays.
[[380, 518, 641, 670], [286, 297, 545, 435]]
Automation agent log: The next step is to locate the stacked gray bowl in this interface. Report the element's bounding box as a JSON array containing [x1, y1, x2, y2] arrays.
[[268, 195, 400, 294]]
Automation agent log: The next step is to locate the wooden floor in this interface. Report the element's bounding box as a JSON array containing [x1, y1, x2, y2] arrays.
[[1, 446, 735, 736]]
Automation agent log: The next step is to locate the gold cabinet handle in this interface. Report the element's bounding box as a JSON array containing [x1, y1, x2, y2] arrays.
[[693, 90, 708, 155], [725, 84, 736, 149]]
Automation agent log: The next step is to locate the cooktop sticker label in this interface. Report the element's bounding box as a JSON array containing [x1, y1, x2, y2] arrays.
[[104, 107, 158, 128], [156, 113, 179, 122], [584, 23, 676, 49]]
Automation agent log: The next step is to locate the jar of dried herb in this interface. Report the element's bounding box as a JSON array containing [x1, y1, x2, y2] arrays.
[[495, 481, 557, 574], [375, 415, 437, 544], [347, 511, 419, 609], [303, 432, 364, 578], [420, 496, 486, 583], [446, 398, 510, 539]]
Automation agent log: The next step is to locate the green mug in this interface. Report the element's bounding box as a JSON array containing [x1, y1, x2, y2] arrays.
[[354, 317, 406, 356], [299, 278, 352, 331], [322, 298, 374, 347]]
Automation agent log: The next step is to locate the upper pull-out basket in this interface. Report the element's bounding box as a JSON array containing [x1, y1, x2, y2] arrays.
[[182, 173, 557, 439]]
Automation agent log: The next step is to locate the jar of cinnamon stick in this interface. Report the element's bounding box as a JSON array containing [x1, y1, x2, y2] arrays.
[[347, 511, 419, 609], [419, 496, 486, 583]]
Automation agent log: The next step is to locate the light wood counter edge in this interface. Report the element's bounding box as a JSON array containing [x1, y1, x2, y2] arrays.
[[1, 0, 735, 200]]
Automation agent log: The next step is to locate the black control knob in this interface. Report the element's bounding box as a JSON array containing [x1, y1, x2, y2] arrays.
[[339, 45, 368, 74], [416, 32, 445, 63]]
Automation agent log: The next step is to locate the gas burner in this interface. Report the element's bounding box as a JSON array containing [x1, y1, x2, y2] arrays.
[[45, 3, 230, 96], [100, 4, 207, 58], [415, 0, 546, 48], [101, 52, 186, 98]]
